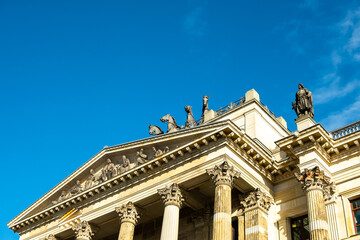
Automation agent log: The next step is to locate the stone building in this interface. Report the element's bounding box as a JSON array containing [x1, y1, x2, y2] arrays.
[[7, 89, 360, 240]]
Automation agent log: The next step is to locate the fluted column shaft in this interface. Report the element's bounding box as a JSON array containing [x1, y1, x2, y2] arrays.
[[306, 186, 329, 239], [118, 222, 135, 240], [161, 204, 180, 240], [158, 183, 184, 240], [237, 215, 245, 240], [213, 184, 232, 240], [207, 161, 240, 240], [116, 202, 140, 240], [296, 166, 333, 240]]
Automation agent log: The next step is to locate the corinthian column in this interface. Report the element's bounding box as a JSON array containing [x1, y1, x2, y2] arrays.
[[116, 201, 141, 240], [72, 220, 99, 240], [239, 188, 273, 240], [206, 161, 240, 240], [158, 183, 184, 240], [295, 166, 332, 240]]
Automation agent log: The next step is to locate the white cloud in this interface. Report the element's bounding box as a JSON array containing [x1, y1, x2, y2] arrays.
[[313, 76, 360, 104], [320, 96, 360, 130]]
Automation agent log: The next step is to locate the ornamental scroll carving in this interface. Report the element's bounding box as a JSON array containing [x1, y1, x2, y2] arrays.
[[72, 220, 99, 240], [206, 161, 240, 187], [295, 166, 336, 200], [116, 201, 141, 225], [52, 146, 170, 205], [158, 183, 184, 208], [239, 188, 273, 212]]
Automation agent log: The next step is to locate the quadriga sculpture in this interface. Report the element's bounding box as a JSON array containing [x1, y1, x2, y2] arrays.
[[160, 114, 182, 133], [185, 105, 197, 128], [149, 124, 164, 135]]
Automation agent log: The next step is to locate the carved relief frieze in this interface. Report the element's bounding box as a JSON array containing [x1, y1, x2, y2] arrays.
[[52, 146, 171, 205], [239, 188, 273, 212], [152, 146, 170, 157]]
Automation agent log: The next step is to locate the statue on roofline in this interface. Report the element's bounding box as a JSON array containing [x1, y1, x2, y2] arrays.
[[292, 84, 314, 118]]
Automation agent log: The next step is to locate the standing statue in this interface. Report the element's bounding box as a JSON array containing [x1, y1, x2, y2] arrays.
[[185, 105, 198, 128], [149, 124, 164, 135], [160, 114, 182, 133], [136, 148, 148, 165], [292, 84, 314, 118], [201, 95, 210, 123]]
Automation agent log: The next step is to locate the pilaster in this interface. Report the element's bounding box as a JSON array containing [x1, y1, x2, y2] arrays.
[[238, 188, 273, 240]]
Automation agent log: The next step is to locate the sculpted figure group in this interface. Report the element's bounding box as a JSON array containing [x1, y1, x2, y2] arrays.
[[53, 146, 169, 204], [149, 95, 211, 135]]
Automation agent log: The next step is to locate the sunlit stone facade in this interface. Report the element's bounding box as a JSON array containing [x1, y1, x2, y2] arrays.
[[8, 89, 360, 240]]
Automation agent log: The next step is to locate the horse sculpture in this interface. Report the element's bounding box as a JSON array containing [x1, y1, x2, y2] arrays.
[[185, 105, 197, 128], [149, 124, 164, 135], [160, 114, 182, 133]]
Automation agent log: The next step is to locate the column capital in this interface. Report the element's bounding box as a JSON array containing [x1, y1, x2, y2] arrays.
[[239, 188, 273, 213], [206, 161, 240, 187], [45, 235, 61, 240], [158, 183, 184, 208], [295, 166, 334, 194], [72, 220, 99, 240], [115, 201, 141, 225]]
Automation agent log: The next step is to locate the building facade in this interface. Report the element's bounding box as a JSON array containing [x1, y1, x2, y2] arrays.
[[7, 89, 360, 240]]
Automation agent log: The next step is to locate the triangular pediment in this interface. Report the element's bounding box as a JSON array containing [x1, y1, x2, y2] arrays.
[[8, 120, 233, 230]]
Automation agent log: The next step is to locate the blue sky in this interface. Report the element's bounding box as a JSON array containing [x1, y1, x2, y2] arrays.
[[1, 0, 360, 239]]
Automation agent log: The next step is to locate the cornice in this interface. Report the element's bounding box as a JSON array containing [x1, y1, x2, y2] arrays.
[[8, 120, 230, 229], [275, 123, 360, 166], [10, 120, 292, 233]]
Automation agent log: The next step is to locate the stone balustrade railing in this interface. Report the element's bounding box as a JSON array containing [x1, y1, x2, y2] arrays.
[[330, 120, 360, 139]]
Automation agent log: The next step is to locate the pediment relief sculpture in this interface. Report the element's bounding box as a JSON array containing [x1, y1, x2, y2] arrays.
[[153, 146, 170, 157], [52, 146, 170, 205], [136, 148, 147, 165]]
